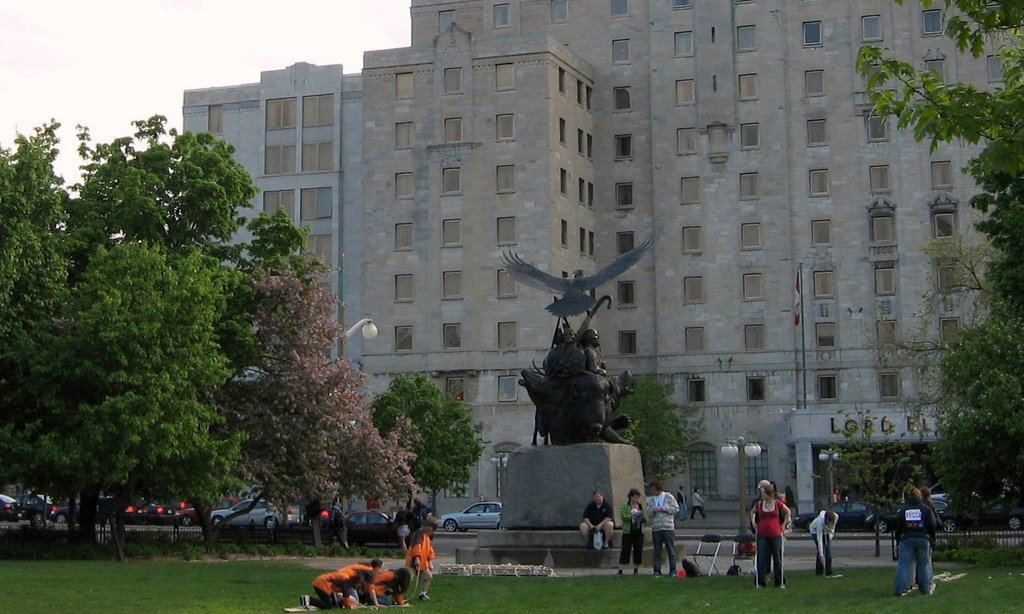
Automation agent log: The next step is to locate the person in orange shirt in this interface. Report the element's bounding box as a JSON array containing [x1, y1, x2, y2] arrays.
[[405, 516, 438, 601], [366, 567, 412, 606], [301, 559, 380, 610]]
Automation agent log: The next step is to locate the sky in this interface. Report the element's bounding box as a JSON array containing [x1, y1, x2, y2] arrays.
[[1, 0, 411, 184]]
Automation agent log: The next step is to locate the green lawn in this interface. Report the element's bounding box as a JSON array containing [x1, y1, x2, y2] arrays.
[[0, 560, 1021, 613]]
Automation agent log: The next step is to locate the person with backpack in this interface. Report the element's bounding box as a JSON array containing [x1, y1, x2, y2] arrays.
[[750, 482, 791, 588]]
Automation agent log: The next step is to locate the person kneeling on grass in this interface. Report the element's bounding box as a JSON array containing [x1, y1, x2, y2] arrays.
[[406, 516, 438, 601], [301, 559, 380, 610], [367, 567, 413, 606]]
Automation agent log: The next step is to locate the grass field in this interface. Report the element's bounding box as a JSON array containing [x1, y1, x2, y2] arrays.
[[0, 560, 1022, 613]]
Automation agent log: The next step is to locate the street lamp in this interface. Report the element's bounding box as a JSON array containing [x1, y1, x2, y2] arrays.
[[721, 437, 763, 534], [344, 317, 379, 340], [818, 449, 841, 505]]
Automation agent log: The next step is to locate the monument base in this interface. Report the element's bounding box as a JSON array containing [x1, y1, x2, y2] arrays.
[[456, 529, 659, 569]]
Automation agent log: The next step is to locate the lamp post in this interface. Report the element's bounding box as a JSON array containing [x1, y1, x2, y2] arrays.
[[344, 317, 378, 340], [818, 449, 841, 505], [721, 437, 763, 534], [490, 454, 510, 500]]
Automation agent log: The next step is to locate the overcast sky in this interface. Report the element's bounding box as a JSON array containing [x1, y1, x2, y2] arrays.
[[1, 0, 410, 184]]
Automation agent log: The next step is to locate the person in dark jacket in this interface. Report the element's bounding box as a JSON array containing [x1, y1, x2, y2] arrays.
[[893, 487, 937, 596]]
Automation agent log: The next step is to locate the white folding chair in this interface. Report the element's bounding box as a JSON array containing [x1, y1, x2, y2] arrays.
[[690, 533, 723, 575]]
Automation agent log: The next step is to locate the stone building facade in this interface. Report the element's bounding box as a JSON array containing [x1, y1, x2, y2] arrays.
[[184, 0, 998, 514]]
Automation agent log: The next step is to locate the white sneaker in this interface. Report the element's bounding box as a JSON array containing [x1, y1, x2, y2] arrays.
[[299, 595, 311, 608]]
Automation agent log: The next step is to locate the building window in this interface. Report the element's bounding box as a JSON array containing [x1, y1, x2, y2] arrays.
[[739, 173, 760, 200], [683, 276, 704, 303], [741, 223, 761, 250], [493, 3, 510, 27], [442, 271, 462, 299], [446, 377, 465, 401], [207, 105, 223, 134], [305, 234, 331, 263], [300, 187, 332, 219], [805, 69, 825, 96], [745, 324, 765, 351], [558, 117, 566, 144], [675, 79, 695, 104], [818, 374, 838, 400], [498, 322, 517, 349], [442, 167, 462, 194], [496, 216, 516, 245], [498, 375, 517, 401], [612, 39, 630, 63], [613, 86, 631, 110], [743, 273, 763, 300], [395, 72, 414, 98], [933, 212, 956, 238], [740, 123, 760, 149], [925, 58, 946, 83], [551, 0, 568, 23], [301, 141, 333, 172], [578, 178, 586, 203], [674, 0, 692, 7], [803, 21, 822, 46], [681, 176, 701, 204], [814, 270, 834, 298], [576, 80, 585, 105], [394, 326, 413, 352], [395, 122, 414, 149], [866, 115, 888, 141], [439, 9, 455, 30], [875, 267, 896, 295], [618, 330, 638, 354], [674, 31, 693, 56], [442, 218, 462, 246], [578, 227, 586, 253], [496, 114, 515, 140], [497, 268, 515, 297], [614, 134, 633, 158], [807, 119, 827, 146], [677, 127, 697, 154], [617, 281, 636, 306], [939, 317, 960, 342], [931, 160, 953, 189], [496, 63, 515, 89], [615, 183, 634, 208], [988, 55, 1004, 82], [559, 168, 568, 195], [737, 25, 756, 51], [922, 9, 943, 35], [443, 322, 462, 348], [685, 327, 705, 352], [862, 15, 881, 40], [687, 378, 706, 403], [682, 226, 703, 252], [264, 144, 296, 175], [615, 232, 634, 256], [816, 322, 836, 348], [263, 190, 294, 217], [869, 165, 890, 192], [266, 98, 296, 130], [444, 117, 463, 143], [811, 219, 832, 245], [561, 220, 569, 246], [879, 372, 900, 399], [444, 67, 463, 94], [739, 73, 759, 99], [394, 274, 414, 302], [496, 165, 516, 192], [872, 215, 894, 242], [611, 0, 629, 15], [302, 94, 333, 127], [937, 263, 956, 292], [747, 377, 766, 402], [577, 129, 585, 154], [809, 169, 830, 196], [395, 172, 414, 199], [877, 319, 897, 345], [395, 223, 413, 250]]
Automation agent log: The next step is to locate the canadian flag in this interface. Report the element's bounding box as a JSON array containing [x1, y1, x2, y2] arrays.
[[794, 265, 803, 326]]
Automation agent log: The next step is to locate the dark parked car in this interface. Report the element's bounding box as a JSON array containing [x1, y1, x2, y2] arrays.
[[866, 499, 958, 534], [50, 497, 119, 525], [16, 494, 57, 524], [345, 510, 399, 546], [793, 500, 873, 532], [0, 494, 24, 521], [124, 502, 179, 525], [961, 501, 1024, 531]]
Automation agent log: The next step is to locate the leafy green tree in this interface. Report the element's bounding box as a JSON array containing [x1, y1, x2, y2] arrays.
[[371, 373, 484, 507], [617, 375, 703, 481]]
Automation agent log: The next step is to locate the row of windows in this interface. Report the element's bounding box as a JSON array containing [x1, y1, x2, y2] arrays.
[[395, 62, 517, 99], [394, 218, 517, 251], [683, 370, 910, 405], [391, 322, 518, 352], [265, 95, 334, 130], [264, 142, 333, 175], [263, 188, 333, 219], [392, 166, 517, 198]]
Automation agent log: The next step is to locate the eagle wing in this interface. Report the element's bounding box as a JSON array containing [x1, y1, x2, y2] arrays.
[[500, 251, 571, 294], [574, 237, 653, 289]]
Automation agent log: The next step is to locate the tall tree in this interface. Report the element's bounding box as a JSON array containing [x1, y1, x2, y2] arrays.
[[617, 375, 703, 481], [371, 373, 484, 506]]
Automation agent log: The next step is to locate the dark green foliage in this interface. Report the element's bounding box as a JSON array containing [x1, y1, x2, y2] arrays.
[[617, 375, 703, 481]]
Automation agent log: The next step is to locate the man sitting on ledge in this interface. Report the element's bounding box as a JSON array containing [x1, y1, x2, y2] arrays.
[[579, 489, 615, 549]]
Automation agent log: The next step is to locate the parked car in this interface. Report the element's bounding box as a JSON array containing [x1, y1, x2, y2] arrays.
[[125, 502, 179, 525], [172, 497, 241, 527], [0, 494, 24, 521], [16, 493, 57, 524], [50, 496, 118, 525], [211, 499, 283, 528], [866, 499, 958, 534], [793, 500, 873, 532], [440, 502, 502, 532], [960, 501, 1024, 531], [345, 510, 399, 546]]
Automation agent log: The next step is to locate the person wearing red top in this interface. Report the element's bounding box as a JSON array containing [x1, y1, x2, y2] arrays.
[[367, 567, 412, 606], [750, 483, 791, 588], [405, 516, 438, 601], [303, 560, 380, 609]]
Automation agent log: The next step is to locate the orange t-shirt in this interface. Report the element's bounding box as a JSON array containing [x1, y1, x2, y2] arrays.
[[312, 563, 373, 594], [369, 569, 407, 605], [405, 530, 435, 570]]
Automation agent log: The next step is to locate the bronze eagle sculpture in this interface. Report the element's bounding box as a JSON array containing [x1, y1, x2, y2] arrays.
[[500, 237, 653, 317]]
